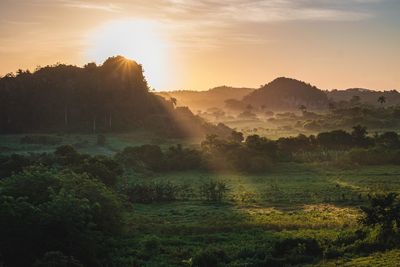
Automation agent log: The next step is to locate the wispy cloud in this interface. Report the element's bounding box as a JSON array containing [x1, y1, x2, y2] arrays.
[[60, 0, 122, 13], [159, 0, 375, 23]]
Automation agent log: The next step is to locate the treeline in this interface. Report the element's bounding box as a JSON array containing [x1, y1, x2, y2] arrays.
[[115, 125, 400, 173], [0, 56, 230, 138]]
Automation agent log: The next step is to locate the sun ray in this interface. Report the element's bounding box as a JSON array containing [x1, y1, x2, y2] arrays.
[[86, 19, 170, 90]]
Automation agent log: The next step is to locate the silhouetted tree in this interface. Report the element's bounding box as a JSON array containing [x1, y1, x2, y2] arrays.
[[361, 193, 400, 239], [170, 97, 177, 107], [350, 95, 361, 105], [378, 95, 386, 106], [299, 105, 307, 113]]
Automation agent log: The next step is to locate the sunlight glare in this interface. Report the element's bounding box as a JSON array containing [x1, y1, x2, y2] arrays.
[[86, 19, 170, 90]]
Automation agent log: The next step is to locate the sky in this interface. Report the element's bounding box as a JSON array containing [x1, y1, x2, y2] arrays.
[[0, 0, 399, 91]]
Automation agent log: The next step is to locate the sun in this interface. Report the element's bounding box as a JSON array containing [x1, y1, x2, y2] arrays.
[[85, 19, 170, 90]]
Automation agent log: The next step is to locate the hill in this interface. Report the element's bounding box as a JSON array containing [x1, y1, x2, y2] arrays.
[[0, 56, 230, 138], [157, 86, 254, 112], [242, 77, 328, 110], [327, 88, 400, 106]]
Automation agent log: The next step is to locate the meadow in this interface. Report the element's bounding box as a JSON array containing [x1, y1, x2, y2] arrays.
[[2, 132, 400, 266], [122, 164, 400, 266]]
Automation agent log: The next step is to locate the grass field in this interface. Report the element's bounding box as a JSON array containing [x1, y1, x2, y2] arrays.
[[2, 133, 400, 266], [0, 132, 200, 156], [120, 164, 400, 266]]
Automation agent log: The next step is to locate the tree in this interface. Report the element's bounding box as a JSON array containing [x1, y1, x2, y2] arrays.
[[328, 102, 336, 111], [361, 193, 400, 239], [377, 95, 386, 106], [0, 167, 123, 266], [351, 125, 369, 147], [231, 130, 244, 143], [298, 104, 307, 113], [199, 180, 229, 202], [350, 95, 361, 105], [170, 97, 177, 107]]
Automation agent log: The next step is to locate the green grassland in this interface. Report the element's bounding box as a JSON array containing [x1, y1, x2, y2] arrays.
[[2, 133, 400, 266], [0, 132, 200, 156], [121, 164, 400, 266]]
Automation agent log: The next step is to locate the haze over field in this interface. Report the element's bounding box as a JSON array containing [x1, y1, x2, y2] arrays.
[[2, 1, 400, 267], [1, 0, 399, 91]]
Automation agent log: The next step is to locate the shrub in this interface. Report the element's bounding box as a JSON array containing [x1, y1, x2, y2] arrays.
[[191, 247, 228, 267], [199, 180, 229, 202], [361, 193, 400, 241], [115, 145, 163, 170], [74, 155, 123, 187], [0, 167, 123, 266], [272, 237, 322, 265], [125, 181, 186, 203], [0, 154, 32, 178]]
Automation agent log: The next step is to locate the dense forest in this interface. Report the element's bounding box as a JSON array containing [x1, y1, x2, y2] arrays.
[[0, 56, 230, 138]]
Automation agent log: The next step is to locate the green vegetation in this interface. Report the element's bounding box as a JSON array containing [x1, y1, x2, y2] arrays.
[[1, 126, 400, 266], [0, 56, 230, 139], [1, 62, 400, 266]]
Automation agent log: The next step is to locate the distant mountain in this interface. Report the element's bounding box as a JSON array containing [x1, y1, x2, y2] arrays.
[[326, 88, 400, 106], [242, 77, 328, 110], [157, 86, 254, 111], [0, 56, 231, 138]]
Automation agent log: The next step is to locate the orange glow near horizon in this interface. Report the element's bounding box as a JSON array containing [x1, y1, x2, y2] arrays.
[[0, 1, 399, 91], [85, 20, 172, 90]]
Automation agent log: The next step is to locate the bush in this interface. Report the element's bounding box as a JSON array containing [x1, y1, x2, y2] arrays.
[[115, 145, 163, 170], [74, 155, 122, 187], [361, 193, 400, 241], [191, 247, 228, 267], [0, 167, 123, 266], [272, 237, 322, 265], [125, 181, 187, 203], [0, 154, 32, 178], [199, 180, 229, 202]]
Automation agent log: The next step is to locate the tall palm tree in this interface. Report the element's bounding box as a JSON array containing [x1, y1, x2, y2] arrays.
[[378, 95, 386, 106]]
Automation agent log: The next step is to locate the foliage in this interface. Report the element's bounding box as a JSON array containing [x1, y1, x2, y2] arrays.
[[0, 56, 230, 138], [199, 180, 229, 202], [361, 193, 400, 239], [191, 247, 228, 267], [0, 167, 123, 266]]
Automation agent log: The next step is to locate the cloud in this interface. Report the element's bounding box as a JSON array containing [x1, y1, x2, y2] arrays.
[[158, 0, 375, 23], [60, 0, 122, 13]]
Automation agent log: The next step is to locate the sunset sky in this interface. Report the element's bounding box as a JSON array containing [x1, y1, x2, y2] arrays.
[[0, 0, 399, 91]]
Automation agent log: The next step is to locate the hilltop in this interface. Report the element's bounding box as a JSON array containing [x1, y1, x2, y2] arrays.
[[242, 77, 329, 110], [327, 88, 400, 106], [0, 56, 230, 138]]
